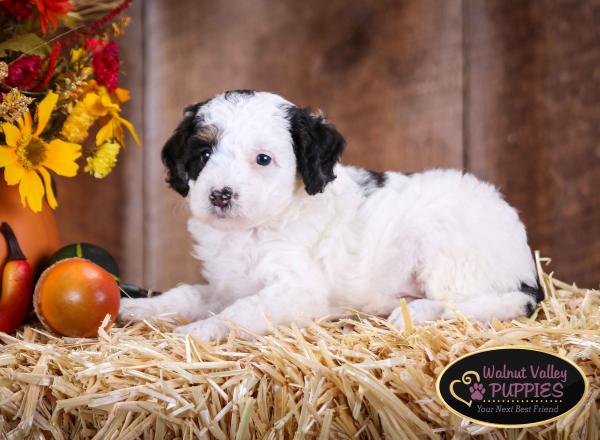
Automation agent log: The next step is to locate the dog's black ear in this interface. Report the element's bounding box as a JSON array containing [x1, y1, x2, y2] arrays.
[[286, 106, 345, 195], [161, 103, 202, 197]]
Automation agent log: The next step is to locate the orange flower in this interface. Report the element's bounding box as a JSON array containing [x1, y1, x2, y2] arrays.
[[32, 0, 74, 33]]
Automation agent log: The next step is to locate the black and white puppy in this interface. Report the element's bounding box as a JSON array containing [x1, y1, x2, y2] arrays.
[[118, 90, 542, 341]]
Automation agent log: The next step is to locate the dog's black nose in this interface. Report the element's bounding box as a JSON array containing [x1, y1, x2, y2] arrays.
[[209, 186, 233, 208]]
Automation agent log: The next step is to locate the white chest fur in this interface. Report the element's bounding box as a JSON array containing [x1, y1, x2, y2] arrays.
[[187, 167, 420, 316]]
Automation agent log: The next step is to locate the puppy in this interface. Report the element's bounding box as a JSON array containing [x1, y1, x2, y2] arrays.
[[118, 90, 542, 341]]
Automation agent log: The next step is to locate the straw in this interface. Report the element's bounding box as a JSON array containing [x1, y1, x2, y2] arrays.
[[0, 256, 598, 439]]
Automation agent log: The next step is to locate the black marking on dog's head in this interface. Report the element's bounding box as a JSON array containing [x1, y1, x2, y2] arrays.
[[161, 100, 215, 197], [285, 106, 345, 195], [224, 89, 256, 102]]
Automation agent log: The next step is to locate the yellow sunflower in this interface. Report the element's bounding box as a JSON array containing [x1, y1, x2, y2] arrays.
[[0, 91, 82, 212]]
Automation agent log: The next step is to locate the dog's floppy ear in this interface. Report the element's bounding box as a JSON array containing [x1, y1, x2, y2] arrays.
[[286, 106, 345, 195], [161, 103, 202, 197]]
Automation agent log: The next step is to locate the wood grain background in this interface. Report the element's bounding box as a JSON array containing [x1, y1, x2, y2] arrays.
[[55, 0, 600, 290]]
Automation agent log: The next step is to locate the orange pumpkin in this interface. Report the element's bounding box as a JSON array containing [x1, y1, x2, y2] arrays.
[[0, 175, 60, 277], [34, 258, 120, 337]]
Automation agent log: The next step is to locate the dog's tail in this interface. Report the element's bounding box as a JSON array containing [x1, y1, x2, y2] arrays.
[[520, 280, 544, 316]]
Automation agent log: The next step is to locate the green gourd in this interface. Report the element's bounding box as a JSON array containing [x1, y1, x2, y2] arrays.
[[47, 243, 120, 280], [46, 244, 160, 298]]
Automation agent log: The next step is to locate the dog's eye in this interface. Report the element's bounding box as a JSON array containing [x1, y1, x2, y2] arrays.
[[200, 149, 211, 163], [256, 154, 271, 166]]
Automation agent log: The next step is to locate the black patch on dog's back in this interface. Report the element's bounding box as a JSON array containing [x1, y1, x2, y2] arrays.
[[350, 168, 387, 197], [366, 170, 387, 188]]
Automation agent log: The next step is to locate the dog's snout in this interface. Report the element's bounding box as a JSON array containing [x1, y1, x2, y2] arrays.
[[209, 186, 234, 208]]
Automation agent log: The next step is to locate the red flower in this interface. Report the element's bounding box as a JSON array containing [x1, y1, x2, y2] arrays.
[[87, 37, 106, 52], [0, 0, 34, 20], [32, 0, 74, 33], [92, 41, 120, 92], [5, 55, 43, 90]]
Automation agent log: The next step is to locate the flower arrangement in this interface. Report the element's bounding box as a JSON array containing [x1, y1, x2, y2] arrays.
[[0, 0, 138, 212]]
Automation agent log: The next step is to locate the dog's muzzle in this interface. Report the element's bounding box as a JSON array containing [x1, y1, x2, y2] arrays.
[[209, 186, 233, 208]]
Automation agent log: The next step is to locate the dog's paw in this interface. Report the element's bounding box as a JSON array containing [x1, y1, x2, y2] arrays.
[[388, 299, 445, 331], [174, 317, 230, 342], [118, 297, 158, 323]]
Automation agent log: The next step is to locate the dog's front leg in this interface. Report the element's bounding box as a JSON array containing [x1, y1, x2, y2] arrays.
[[118, 284, 220, 323], [174, 284, 329, 341]]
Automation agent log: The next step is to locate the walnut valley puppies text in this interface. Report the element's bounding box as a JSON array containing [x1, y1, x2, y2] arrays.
[[483, 363, 567, 399], [436, 347, 588, 428]]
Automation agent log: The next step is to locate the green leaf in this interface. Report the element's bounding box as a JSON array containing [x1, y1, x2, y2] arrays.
[[0, 33, 51, 57], [59, 12, 82, 30]]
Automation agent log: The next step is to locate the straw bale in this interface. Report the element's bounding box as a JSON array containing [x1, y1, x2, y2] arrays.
[[0, 256, 598, 439]]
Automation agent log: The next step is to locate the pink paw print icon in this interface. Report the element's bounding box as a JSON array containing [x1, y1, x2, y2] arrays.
[[470, 383, 486, 400]]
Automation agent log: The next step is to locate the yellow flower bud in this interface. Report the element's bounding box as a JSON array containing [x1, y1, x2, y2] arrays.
[[84, 141, 120, 178], [61, 100, 97, 143]]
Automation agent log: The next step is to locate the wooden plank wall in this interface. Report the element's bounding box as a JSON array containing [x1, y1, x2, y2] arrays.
[[55, 0, 600, 290], [465, 0, 600, 287], [55, 0, 145, 284]]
